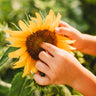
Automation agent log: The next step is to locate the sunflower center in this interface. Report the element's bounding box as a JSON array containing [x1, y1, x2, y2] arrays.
[[26, 30, 57, 60]]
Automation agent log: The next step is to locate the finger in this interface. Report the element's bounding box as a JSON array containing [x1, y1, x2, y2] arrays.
[[55, 27, 73, 38], [34, 72, 50, 85], [39, 51, 53, 64], [59, 21, 70, 28], [40, 42, 59, 56], [35, 60, 50, 75]]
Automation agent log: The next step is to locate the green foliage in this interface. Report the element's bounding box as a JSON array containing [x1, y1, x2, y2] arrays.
[[0, 23, 8, 46], [85, 0, 96, 5], [0, 80, 11, 96], [74, 51, 85, 64], [0, 23, 9, 57], [0, 0, 96, 96], [9, 72, 82, 96], [80, 0, 96, 35], [9, 72, 33, 96]]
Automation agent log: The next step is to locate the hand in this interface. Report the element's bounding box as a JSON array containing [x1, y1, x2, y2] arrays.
[[55, 21, 84, 52], [34, 42, 82, 86], [55, 21, 96, 56], [34, 42, 96, 96]]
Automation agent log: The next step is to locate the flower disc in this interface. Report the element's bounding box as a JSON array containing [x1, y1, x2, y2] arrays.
[[26, 30, 57, 60]]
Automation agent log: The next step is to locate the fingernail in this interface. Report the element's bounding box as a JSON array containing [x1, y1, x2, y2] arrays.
[[55, 28, 59, 32]]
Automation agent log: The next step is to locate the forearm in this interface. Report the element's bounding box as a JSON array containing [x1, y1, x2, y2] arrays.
[[81, 34, 96, 56], [72, 65, 96, 96]]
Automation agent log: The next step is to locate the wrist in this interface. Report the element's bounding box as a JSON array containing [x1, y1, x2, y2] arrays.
[[66, 60, 84, 87], [80, 34, 96, 55]]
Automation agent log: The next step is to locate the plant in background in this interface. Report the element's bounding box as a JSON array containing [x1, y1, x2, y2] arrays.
[[0, 23, 9, 57]]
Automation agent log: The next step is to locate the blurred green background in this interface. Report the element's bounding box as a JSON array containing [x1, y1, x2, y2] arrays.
[[0, 0, 96, 96]]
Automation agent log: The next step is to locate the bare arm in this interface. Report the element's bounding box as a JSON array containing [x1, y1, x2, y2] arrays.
[[72, 63, 96, 96]]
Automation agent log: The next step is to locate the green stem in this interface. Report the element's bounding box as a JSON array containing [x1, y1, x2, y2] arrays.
[[0, 79, 11, 88]]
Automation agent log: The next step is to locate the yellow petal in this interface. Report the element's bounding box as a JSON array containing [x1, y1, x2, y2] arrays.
[[22, 56, 31, 77], [8, 43, 26, 47], [49, 9, 55, 16], [30, 18, 40, 32], [6, 37, 26, 47], [18, 20, 28, 31], [56, 34, 71, 52], [13, 61, 25, 68], [50, 13, 61, 31], [65, 40, 76, 44], [31, 17, 37, 22], [35, 12, 42, 27], [30, 58, 37, 73], [5, 30, 23, 36], [54, 13, 61, 27], [29, 21, 38, 33], [69, 45, 76, 51], [13, 52, 29, 69], [8, 47, 27, 58], [57, 40, 70, 51], [6, 37, 26, 42], [43, 11, 53, 29], [31, 65, 37, 73]]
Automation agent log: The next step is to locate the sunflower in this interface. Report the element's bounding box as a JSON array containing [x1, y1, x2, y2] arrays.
[[5, 10, 75, 77]]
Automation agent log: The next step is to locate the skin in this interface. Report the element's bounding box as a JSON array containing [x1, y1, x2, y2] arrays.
[[34, 21, 96, 96]]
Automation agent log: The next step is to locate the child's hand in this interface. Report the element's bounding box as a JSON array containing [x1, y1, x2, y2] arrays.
[[34, 42, 82, 86], [55, 21, 96, 56]]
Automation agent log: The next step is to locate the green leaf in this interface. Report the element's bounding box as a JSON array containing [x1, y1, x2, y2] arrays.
[[0, 47, 18, 66], [9, 72, 35, 96], [0, 85, 10, 96]]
